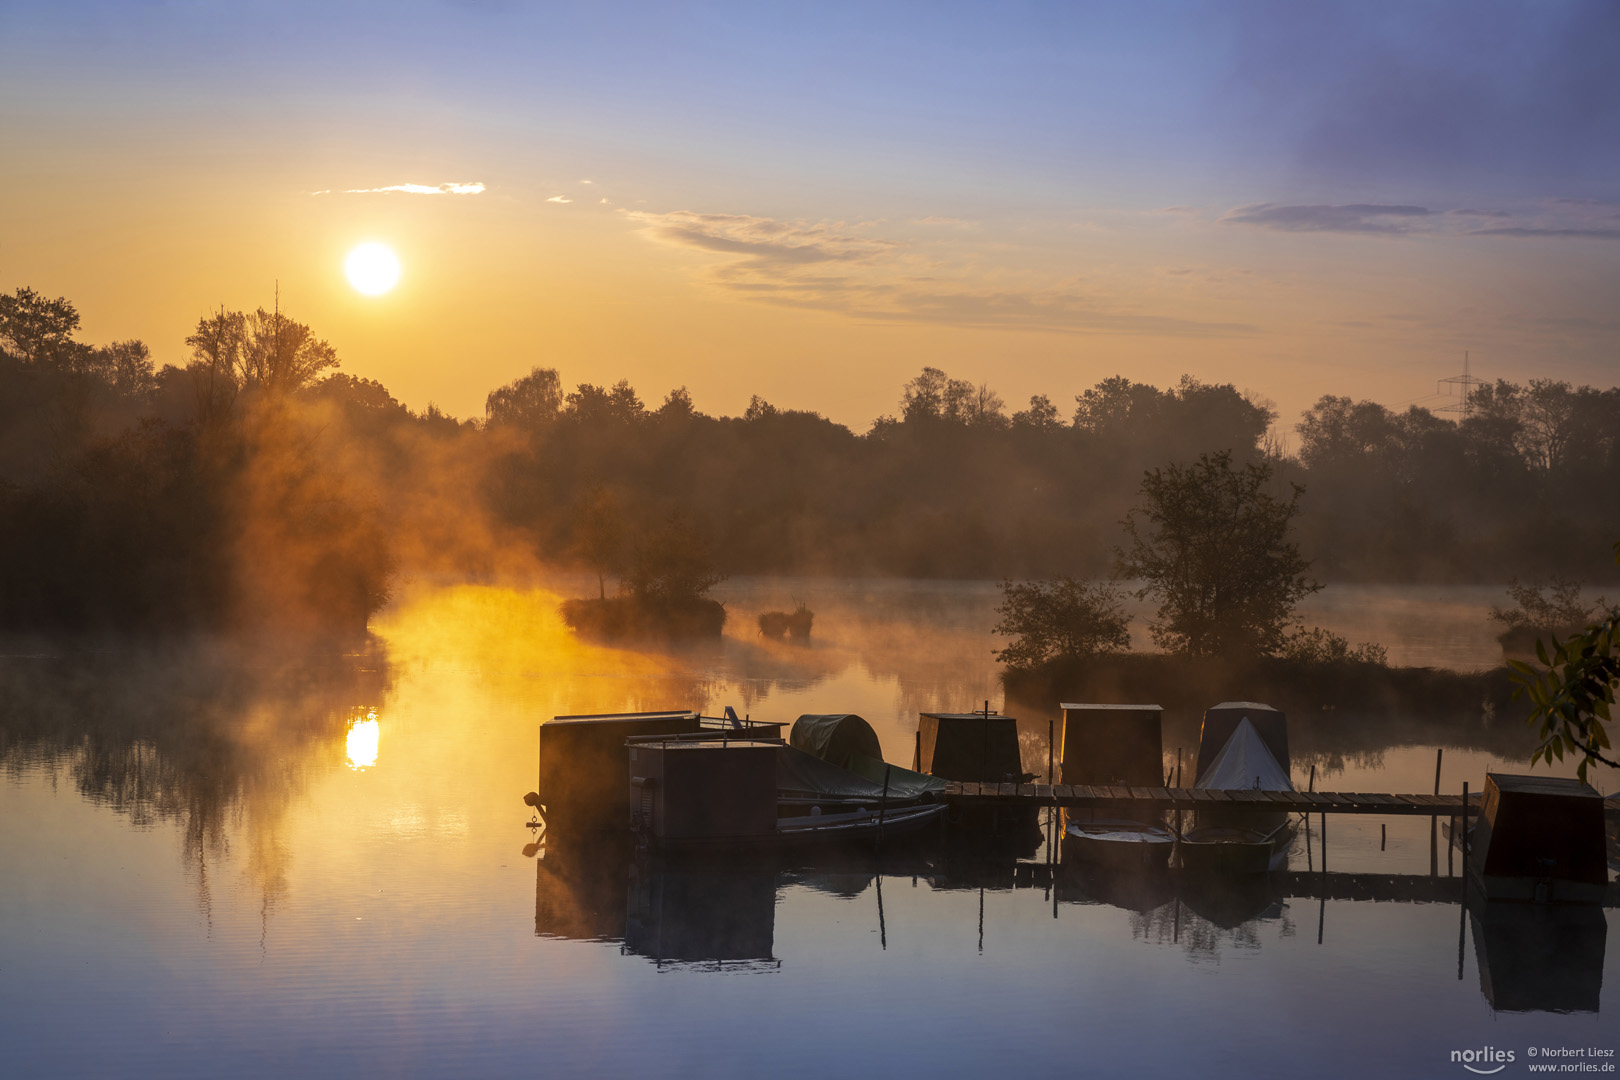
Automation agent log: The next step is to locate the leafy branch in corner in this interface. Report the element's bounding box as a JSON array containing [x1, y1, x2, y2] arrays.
[[1508, 541, 1620, 783]]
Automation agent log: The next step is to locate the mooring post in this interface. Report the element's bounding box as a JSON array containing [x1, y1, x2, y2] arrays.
[[914, 730, 921, 772], [1308, 763, 1316, 793], [1460, 781, 1469, 881], [1047, 718, 1054, 784], [981, 699, 990, 783], [878, 765, 892, 842], [1175, 747, 1182, 788], [1321, 812, 1327, 873], [877, 873, 887, 951], [1458, 784, 1468, 981], [1431, 747, 1443, 878]]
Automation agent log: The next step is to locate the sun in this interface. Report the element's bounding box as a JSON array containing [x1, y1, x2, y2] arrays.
[[345, 242, 400, 295]]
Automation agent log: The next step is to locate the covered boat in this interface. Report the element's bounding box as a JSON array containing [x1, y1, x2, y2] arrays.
[[790, 714, 884, 772], [628, 733, 946, 849], [1063, 817, 1175, 869], [1177, 713, 1295, 875]]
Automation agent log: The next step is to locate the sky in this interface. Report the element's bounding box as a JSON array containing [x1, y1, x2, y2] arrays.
[[3, 0, 1618, 429]]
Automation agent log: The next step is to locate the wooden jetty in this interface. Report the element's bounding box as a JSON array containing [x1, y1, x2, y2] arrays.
[[943, 781, 1620, 817]]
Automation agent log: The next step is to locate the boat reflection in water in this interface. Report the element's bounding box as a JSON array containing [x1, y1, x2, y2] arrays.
[[1471, 899, 1607, 1013], [625, 850, 779, 971], [534, 827, 780, 968], [532, 826, 638, 944]]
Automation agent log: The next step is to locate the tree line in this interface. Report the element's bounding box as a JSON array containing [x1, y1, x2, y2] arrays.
[[4, 284, 1619, 636]]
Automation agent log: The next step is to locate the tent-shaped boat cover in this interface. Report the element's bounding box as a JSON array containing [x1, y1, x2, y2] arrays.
[[1195, 717, 1293, 792], [791, 714, 884, 770]]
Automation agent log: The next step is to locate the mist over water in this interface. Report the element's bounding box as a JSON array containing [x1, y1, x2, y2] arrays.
[[0, 580, 1613, 1078]]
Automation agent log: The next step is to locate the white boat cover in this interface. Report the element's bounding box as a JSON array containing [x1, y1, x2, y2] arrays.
[[1195, 717, 1293, 792]]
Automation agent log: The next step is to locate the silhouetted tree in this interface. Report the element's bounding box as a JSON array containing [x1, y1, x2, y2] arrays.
[[486, 366, 562, 428], [992, 577, 1130, 670], [0, 286, 80, 365], [624, 513, 724, 604], [573, 488, 625, 599], [1117, 450, 1319, 657]]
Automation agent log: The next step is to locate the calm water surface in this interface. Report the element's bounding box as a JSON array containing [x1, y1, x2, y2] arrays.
[[1, 579, 1614, 1079]]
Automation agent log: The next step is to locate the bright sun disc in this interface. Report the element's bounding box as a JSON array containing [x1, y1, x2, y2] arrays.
[[346, 243, 400, 295]]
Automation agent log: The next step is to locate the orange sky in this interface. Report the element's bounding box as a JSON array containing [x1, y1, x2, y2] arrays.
[[5, 2, 1618, 430]]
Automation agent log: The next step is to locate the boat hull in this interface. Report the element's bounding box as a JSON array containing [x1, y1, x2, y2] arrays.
[[1178, 830, 1275, 876], [1063, 820, 1174, 870]]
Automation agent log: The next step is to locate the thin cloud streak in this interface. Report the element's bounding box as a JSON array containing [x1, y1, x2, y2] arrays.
[[1472, 226, 1620, 239], [628, 209, 1256, 339], [1223, 203, 1431, 234], [317, 182, 486, 196]]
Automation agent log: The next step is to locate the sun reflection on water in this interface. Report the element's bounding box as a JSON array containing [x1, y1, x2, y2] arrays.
[[346, 710, 380, 769]]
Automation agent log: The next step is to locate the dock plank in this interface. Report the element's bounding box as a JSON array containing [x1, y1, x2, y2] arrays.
[[939, 783, 1489, 816]]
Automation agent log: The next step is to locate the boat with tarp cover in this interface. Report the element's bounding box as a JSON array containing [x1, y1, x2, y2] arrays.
[[778, 714, 949, 842], [1063, 818, 1176, 869], [1176, 705, 1296, 875]]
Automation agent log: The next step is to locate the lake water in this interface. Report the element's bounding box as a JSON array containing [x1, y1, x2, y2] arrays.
[[1, 579, 1615, 1079]]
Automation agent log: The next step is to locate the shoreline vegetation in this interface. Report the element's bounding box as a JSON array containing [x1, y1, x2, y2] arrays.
[[4, 286, 1619, 653], [560, 595, 726, 640], [1002, 652, 1518, 720]]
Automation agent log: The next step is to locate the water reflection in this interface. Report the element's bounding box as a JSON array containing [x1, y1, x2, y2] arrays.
[[533, 829, 637, 943], [625, 851, 779, 971], [3, 580, 1615, 1077], [346, 710, 380, 769], [1471, 900, 1607, 1013], [0, 641, 389, 921]]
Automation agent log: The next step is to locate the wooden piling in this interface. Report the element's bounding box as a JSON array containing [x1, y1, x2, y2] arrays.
[[1047, 718, 1054, 784], [878, 764, 891, 840]]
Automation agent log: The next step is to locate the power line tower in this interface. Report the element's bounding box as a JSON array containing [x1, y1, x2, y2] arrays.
[[1436, 352, 1484, 420]]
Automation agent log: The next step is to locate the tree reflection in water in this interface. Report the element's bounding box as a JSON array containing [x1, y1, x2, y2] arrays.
[[0, 639, 391, 926]]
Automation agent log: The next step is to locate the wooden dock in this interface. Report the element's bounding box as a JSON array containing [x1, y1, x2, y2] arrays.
[[943, 781, 1620, 817]]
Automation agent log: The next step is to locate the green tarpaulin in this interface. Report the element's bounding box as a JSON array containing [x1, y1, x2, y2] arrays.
[[776, 744, 945, 803], [783, 713, 945, 802], [790, 714, 884, 770]]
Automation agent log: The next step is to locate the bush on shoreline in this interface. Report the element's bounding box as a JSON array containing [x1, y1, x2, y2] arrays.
[[560, 595, 726, 640], [1002, 650, 1517, 719]]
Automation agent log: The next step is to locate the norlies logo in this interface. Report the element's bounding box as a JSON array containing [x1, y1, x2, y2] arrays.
[[1453, 1047, 1516, 1074]]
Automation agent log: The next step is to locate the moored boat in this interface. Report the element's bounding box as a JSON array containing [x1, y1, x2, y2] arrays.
[[1063, 817, 1175, 869], [1180, 706, 1297, 875], [1176, 821, 1293, 875], [777, 802, 946, 846]]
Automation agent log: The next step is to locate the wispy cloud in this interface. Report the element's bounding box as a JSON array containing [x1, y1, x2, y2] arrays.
[[547, 195, 572, 203], [321, 182, 486, 196], [627, 210, 895, 267], [1471, 226, 1620, 240], [625, 208, 1255, 338], [1223, 203, 1431, 233]]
